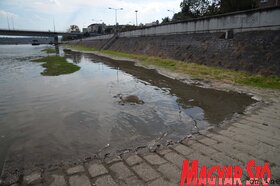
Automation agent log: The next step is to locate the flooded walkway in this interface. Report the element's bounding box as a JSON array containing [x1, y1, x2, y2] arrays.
[[1, 100, 279, 185], [0, 45, 267, 185]]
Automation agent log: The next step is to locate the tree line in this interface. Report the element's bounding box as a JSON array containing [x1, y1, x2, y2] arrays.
[[162, 0, 258, 23]]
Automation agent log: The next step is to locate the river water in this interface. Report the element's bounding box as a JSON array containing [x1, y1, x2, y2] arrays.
[[0, 45, 254, 174]]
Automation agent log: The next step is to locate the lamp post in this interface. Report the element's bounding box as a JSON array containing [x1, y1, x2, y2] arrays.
[[53, 18, 56, 32], [6, 16, 10, 30], [167, 9, 175, 14], [108, 7, 123, 26], [92, 19, 103, 23], [135, 10, 138, 26], [167, 9, 175, 22]]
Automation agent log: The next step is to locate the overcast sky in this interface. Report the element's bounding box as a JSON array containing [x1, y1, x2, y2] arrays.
[[0, 0, 181, 31]]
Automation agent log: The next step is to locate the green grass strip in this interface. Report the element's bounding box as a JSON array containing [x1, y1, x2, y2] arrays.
[[41, 48, 56, 54], [32, 56, 80, 76], [64, 44, 280, 89]]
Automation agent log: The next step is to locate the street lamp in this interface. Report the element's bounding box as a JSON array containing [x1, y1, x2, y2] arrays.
[[167, 9, 175, 22], [92, 19, 103, 23], [135, 10, 138, 26], [108, 7, 123, 26], [167, 9, 175, 14]]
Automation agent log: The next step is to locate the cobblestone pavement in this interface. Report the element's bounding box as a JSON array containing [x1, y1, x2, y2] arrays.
[[1, 101, 280, 186]]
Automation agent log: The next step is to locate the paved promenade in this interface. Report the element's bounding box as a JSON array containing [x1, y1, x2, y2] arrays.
[[3, 100, 278, 186]]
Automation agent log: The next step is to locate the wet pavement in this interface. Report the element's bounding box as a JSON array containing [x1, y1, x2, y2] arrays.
[[1, 100, 280, 186]]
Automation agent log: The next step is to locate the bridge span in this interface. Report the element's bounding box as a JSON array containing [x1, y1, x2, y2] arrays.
[[0, 29, 82, 37], [0, 29, 82, 44]]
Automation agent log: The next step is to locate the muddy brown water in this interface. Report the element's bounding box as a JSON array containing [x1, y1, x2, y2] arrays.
[[0, 45, 255, 177]]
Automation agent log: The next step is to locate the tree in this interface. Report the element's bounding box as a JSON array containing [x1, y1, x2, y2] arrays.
[[180, 0, 210, 18], [204, 0, 221, 16], [161, 17, 171, 24], [172, 0, 258, 21], [219, 0, 257, 13], [68, 25, 80, 33], [172, 0, 212, 21]]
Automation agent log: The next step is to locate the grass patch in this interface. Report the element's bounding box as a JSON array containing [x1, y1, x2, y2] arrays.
[[64, 44, 280, 89], [41, 48, 56, 54], [101, 50, 147, 60], [64, 44, 97, 52], [32, 56, 80, 76], [237, 75, 280, 89]]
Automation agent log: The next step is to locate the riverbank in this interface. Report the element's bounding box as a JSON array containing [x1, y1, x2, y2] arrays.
[[64, 44, 280, 102], [1, 45, 279, 185], [67, 31, 280, 76]]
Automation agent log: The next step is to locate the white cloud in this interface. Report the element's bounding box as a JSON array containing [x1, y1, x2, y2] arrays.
[[49, 0, 61, 5], [5, 0, 181, 15], [0, 10, 17, 18], [0, 0, 182, 30]]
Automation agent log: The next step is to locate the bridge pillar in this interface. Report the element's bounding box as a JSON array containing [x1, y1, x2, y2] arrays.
[[54, 35, 58, 45]]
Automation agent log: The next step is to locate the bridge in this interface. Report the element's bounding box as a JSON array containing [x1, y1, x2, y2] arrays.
[[0, 29, 83, 44]]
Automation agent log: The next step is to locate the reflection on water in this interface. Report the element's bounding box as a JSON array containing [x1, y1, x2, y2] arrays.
[[0, 45, 255, 174], [70, 52, 82, 64]]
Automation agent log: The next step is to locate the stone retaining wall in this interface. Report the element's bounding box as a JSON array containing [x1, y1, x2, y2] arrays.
[[69, 30, 280, 75]]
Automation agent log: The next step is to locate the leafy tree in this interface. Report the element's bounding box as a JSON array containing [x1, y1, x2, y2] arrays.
[[204, 0, 221, 16], [219, 0, 257, 13], [173, 0, 257, 21], [180, 0, 210, 17], [68, 25, 80, 33], [161, 17, 171, 24], [173, 11, 191, 21]]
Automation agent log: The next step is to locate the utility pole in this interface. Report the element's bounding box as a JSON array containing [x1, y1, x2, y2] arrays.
[[135, 10, 138, 26], [12, 16, 15, 30], [53, 18, 56, 32], [7, 16, 10, 30]]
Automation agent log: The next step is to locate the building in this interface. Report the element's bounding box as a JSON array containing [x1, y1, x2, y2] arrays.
[[82, 28, 88, 33], [87, 23, 105, 34], [258, 0, 279, 8], [104, 25, 115, 34], [144, 21, 159, 27]]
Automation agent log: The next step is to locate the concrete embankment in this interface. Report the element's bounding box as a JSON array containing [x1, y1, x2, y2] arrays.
[[67, 7, 280, 76], [68, 30, 280, 76]]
